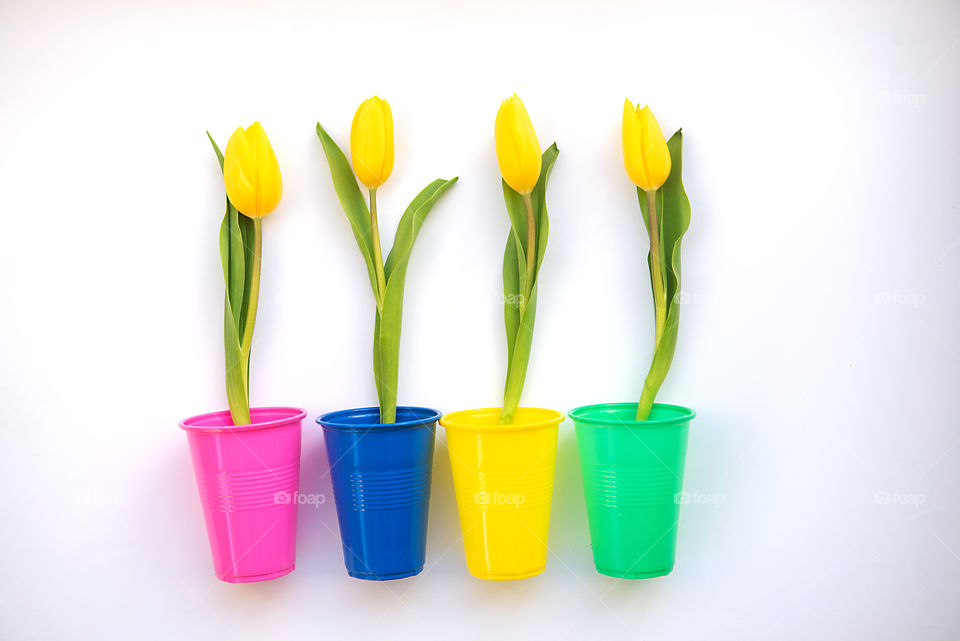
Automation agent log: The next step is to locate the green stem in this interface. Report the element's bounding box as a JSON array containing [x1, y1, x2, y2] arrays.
[[499, 192, 537, 425], [521, 192, 536, 313], [637, 189, 666, 421], [646, 189, 667, 346], [636, 375, 657, 421], [239, 217, 262, 398], [369, 188, 387, 313]]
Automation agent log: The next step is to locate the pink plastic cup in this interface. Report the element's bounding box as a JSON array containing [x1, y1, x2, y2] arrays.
[[180, 406, 306, 583]]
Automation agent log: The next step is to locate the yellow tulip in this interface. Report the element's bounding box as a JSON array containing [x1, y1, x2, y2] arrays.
[[223, 122, 282, 218], [495, 94, 542, 194], [350, 97, 394, 189], [622, 99, 671, 191]]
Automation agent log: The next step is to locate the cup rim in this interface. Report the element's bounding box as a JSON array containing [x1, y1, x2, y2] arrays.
[[567, 402, 695, 427], [439, 407, 564, 433], [180, 406, 307, 433], [316, 405, 441, 432]]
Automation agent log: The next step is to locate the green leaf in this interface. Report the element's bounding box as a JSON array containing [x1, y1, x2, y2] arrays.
[[211, 132, 250, 424], [223, 296, 250, 424], [501, 180, 529, 258], [315, 123, 380, 301], [532, 143, 559, 277], [499, 143, 559, 423], [637, 131, 689, 319], [373, 177, 458, 424], [637, 130, 690, 419], [384, 178, 458, 282], [374, 270, 405, 425], [500, 176, 528, 378], [372, 310, 386, 419], [210, 134, 244, 330], [207, 131, 225, 170], [237, 214, 256, 347], [502, 231, 523, 372], [501, 282, 538, 423], [660, 131, 691, 314]]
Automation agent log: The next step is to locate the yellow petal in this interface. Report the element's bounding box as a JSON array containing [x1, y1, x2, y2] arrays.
[[622, 100, 671, 191], [350, 96, 394, 189], [223, 122, 282, 218], [495, 94, 541, 194]]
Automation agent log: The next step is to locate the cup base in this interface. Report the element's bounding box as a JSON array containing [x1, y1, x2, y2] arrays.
[[218, 564, 295, 583], [596, 565, 673, 579], [347, 566, 424, 581], [469, 566, 545, 581]]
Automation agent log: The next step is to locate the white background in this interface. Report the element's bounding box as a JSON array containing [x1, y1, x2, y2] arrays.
[[1, 0, 958, 639]]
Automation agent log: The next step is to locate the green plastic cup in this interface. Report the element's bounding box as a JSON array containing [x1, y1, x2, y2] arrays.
[[568, 402, 695, 578]]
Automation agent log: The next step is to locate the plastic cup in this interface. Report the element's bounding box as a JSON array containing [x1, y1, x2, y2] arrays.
[[440, 407, 563, 580], [317, 406, 439, 581], [568, 402, 695, 578], [180, 406, 305, 583]]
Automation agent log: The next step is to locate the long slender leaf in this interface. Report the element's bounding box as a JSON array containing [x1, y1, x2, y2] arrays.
[[374, 177, 458, 424], [211, 132, 250, 424], [375, 269, 406, 424], [660, 131, 691, 311], [532, 143, 559, 276], [315, 123, 380, 301], [373, 311, 386, 418], [637, 130, 688, 316], [384, 178, 458, 281], [501, 180, 529, 258], [207, 131, 225, 169], [502, 231, 523, 371], [637, 184, 664, 307], [223, 297, 249, 424], [500, 144, 559, 421], [237, 214, 256, 350], [637, 130, 690, 417], [501, 283, 538, 421]]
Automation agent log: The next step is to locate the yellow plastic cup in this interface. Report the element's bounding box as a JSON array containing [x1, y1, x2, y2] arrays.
[[440, 407, 563, 580]]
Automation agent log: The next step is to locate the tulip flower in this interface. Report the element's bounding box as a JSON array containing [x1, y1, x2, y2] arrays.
[[223, 122, 283, 218], [317, 101, 457, 424], [351, 96, 395, 190], [348, 96, 396, 312], [494, 95, 559, 424], [495, 94, 541, 349], [208, 123, 283, 425], [622, 101, 691, 421], [623, 101, 670, 372], [622, 100, 671, 192], [495, 94, 542, 195]]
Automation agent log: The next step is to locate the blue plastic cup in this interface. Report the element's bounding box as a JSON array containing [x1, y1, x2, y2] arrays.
[[317, 406, 439, 580]]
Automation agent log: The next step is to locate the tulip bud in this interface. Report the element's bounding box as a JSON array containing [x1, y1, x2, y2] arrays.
[[495, 94, 542, 194], [222, 122, 282, 219], [350, 97, 394, 189], [622, 99, 671, 191]]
